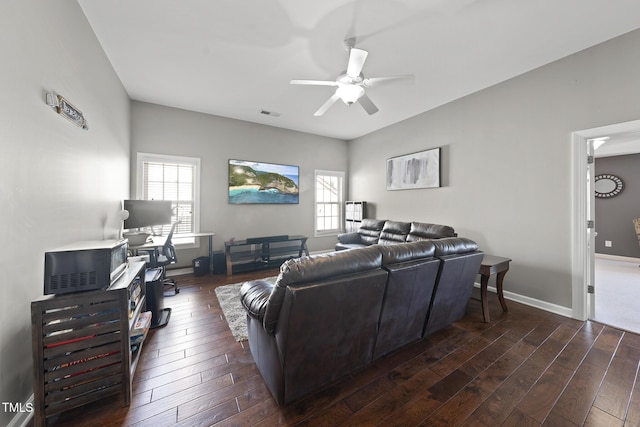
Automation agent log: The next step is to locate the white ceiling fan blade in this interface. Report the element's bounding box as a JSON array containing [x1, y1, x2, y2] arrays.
[[290, 79, 337, 86], [346, 48, 368, 78], [363, 74, 414, 87], [314, 93, 340, 116], [358, 93, 379, 115]]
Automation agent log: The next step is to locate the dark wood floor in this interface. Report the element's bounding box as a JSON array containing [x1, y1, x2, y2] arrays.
[[42, 269, 640, 427]]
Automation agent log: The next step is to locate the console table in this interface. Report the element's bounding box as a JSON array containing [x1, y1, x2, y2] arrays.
[[478, 254, 511, 322], [225, 235, 309, 275]]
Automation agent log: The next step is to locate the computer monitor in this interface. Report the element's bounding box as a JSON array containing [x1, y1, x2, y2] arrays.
[[123, 200, 172, 230]]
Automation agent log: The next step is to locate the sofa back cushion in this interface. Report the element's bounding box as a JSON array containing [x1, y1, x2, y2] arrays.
[[424, 250, 483, 336], [406, 221, 457, 242], [378, 220, 411, 245], [374, 243, 440, 358], [431, 237, 479, 257], [275, 268, 388, 404], [377, 240, 436, 265], [357, 218, 386, 245], [263, 245, 383, 335], [423, 237, 482, 336]]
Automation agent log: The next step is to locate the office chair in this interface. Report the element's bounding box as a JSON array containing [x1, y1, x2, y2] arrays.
[[154, 222, 180, 294]]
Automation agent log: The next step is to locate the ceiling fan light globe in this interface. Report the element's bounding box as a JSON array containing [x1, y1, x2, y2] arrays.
[[336, 84, 364, 104]]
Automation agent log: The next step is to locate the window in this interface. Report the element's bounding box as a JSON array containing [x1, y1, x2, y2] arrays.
[[137, 153, 200, 243], [314, 170, 345, 237]]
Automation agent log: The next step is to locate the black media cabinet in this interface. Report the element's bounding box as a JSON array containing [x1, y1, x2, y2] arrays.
[[224, 235, 309, 275]]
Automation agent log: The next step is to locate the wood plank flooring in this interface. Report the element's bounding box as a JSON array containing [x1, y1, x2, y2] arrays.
[[41, 269, 640, 427]]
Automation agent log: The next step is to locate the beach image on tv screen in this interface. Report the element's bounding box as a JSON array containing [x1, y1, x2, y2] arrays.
[[228, 159, 299, 204]]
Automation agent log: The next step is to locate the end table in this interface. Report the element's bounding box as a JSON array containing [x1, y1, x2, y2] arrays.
[[478, 254, 511, 322]]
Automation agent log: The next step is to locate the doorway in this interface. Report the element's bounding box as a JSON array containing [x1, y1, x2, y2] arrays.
[[571, 119, 640, 330]]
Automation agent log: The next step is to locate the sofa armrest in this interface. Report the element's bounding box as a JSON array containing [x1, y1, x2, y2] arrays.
[[240, 279, 274, 322], [337, 232, 361, 244]]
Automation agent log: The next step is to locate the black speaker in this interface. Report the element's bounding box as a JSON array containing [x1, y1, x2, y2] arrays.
[[212, 251, 226, 274]]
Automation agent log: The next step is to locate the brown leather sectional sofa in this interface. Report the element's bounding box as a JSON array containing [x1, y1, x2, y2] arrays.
[[335, 218, 457, 250], [240, 236, 482, 405]]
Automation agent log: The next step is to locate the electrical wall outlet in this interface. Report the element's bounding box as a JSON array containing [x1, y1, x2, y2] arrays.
[[605, 240, 612, 247]]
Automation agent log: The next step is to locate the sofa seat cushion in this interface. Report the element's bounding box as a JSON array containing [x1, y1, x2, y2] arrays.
[[240, 279, 274, 322], [406, 221, 457, 241], [378, 220, 411, 245]]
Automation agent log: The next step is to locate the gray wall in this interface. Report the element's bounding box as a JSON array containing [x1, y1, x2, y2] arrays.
[[0, 1, 130, 424], [131, 101, 348, 266], [348, 28, 640, 309], [595, 153, 640, 257]]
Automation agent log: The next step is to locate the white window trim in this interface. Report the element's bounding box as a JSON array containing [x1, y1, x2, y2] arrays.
[[136, 152, 201, 248], [314, 169, 345, 238]]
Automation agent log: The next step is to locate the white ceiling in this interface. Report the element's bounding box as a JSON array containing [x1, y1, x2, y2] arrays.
[[77, 0, 640, 141]]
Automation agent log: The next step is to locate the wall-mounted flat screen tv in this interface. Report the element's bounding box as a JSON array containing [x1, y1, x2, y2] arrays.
[[229, 159, 299, 204]]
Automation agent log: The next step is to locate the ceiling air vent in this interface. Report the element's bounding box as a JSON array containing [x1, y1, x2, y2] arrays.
[[260, 110, 281, 117]]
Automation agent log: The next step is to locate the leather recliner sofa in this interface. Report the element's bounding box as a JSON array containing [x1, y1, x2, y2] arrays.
[[335, 219, 457, 251], [240, 237, 483, 405]]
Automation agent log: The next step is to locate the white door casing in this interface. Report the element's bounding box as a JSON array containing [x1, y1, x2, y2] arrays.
[[571, 119, 640, 321]]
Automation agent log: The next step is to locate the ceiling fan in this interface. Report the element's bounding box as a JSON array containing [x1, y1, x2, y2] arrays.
[[290, 40, 414, 116]]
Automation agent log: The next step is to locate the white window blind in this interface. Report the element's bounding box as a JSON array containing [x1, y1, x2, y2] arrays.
[[315, 170, 344, 237], [137, 153, 200, 237]]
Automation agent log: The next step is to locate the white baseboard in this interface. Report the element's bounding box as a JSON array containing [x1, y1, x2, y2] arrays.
[[595, 253, 640, 263], [474, 282, 573, 319], [6, 394, 34, 427]]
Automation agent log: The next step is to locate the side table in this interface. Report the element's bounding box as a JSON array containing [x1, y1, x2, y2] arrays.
[[478, 254, 511, 322]]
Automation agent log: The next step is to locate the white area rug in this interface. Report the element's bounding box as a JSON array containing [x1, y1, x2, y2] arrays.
[[214, 277, 276, 341]]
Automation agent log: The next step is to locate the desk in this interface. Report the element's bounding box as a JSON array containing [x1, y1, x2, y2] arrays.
[[478, 254, 511, 322], [129, 231, 216, 274]]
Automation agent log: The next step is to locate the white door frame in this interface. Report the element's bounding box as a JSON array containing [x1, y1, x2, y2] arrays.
[[571, 119, 640, 321]]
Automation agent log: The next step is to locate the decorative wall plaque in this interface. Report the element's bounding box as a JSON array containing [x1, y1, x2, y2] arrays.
[[46, 93, 88, 130], [57, 95, 87, 129]]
